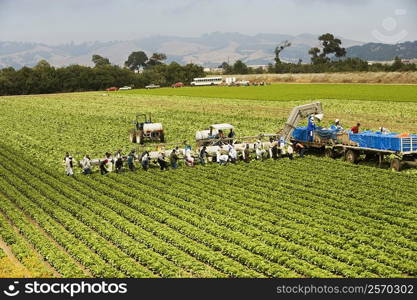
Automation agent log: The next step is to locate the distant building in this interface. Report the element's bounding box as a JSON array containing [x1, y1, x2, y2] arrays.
[[367, 59, 417, 66], [367, 60, 394, 65], [401, 59, 417, 65]]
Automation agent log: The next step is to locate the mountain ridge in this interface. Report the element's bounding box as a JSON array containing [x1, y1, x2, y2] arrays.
[[0, 32, 415, 69]]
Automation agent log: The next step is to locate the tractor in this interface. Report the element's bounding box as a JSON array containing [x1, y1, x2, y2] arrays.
[[129, 113, 165, 144]]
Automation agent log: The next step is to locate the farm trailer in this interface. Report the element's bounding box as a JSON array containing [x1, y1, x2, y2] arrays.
[[292, 128, 417, 171]]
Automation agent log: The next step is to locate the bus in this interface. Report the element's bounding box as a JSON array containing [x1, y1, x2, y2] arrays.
[[190, 76, 223, 86]]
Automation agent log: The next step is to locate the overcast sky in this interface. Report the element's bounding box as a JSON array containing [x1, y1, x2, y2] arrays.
[[0, 0, 416, 44]]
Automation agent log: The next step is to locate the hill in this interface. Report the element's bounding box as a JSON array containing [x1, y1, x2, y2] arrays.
[[0, 32, 363, 69], [347, 41, 417, 61]]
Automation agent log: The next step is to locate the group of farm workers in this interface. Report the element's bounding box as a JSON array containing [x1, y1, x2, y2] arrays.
[[306, 116, 390, 140], [63, 138, 304, 176]]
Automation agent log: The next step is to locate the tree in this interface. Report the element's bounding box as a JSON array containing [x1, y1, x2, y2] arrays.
[[146, 53, 167, 68], [274, 40, 291, 64], [182, 63, 205, 83], [309, 33, 346, 64], [92, 55, 111, 67], [125, 51, 148, 71], [232, 60, 249, 74], [218, 62, 233, 74], [320, 33, 346, 58], [33, 60, 59, 93], [390, 56, 404, 71], [308, 47, 326, 65]]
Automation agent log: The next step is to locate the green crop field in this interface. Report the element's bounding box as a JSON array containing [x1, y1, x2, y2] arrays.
[[0, 84, 416, 278], [123, 84, 417, 102]]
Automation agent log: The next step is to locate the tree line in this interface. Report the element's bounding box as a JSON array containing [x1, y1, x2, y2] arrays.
[[0, 51, 204, 96], [219, 33, 416, 75], [1, 33, 416, 96]]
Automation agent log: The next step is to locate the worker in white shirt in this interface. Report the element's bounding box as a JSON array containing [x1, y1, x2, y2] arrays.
[[185, 146, 194, 166], [216, 150, 229, 165], [64, 153, 74, 176], [81, 155, 92, 175], [335, 119, 343, 131], [379, 126, 390, 134], [228, 145, 237, 164], [287, 144, 294, 160], [255, 140, 266, 160]]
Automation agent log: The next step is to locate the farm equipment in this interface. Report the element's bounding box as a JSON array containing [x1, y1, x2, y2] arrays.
[[73, 102, 417, 172], [129, 113, 165, 144], [195, 124, 235, 146], [279, 102, 324, 142], [289, 103, 417, 171]]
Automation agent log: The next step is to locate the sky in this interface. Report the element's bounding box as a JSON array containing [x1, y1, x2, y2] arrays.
[[0, 0, 416, 44]]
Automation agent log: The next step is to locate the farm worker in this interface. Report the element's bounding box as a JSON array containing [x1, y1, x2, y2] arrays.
[[64, 153, 74, 176], [334, 119, 343, 131], [170, 149, 179, 169], [279, 137, 287, 155], [209, 128, 215, 138], [199, 146, 208, 165], [157, 152, 169, 171], [379, 126, 390, 134], [127, 151, 136, 171], [185, 146, 194, 167], [228, 129, 235, 144], [105, 152, 113, 172], [115, 149, 123, 173], [141, 151, 150, 171], [293, 142, 306, 158], [243, 144, 251, 163], [228, 145, 238, 163], [287, 144, 294, 160], [270, 139, 280, 160], [255, 140, 266, 160], [63, 152, 69, 173], [268, 138, 274, 158], [81, 155, 92, 175], [216, 150, 229, 165], [350, 123, 361, 134], [307, 116, 316, 142], [217, 130, 225, 139], [99, 159, 108, 175]]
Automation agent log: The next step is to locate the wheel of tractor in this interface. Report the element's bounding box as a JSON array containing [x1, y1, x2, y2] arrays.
[[345, 150, 359, 164], [129, 132, 136, 143], [324, 148, 335, 159], [160, 133, 165, 143], [390, 158, 402, 172], [137, 133, 144, 145]]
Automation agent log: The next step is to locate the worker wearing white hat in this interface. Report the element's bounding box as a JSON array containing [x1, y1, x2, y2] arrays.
[[335, 119, 343, 131], [64, 153, 74, 176], [307, 116, 316, 142]]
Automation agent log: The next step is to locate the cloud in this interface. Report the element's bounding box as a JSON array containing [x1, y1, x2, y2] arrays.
[[0, 0, 415, 43]]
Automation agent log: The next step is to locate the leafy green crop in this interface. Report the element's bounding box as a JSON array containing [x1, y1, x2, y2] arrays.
[[122, 84, 417, 102], [0, 86, 416, 278]]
